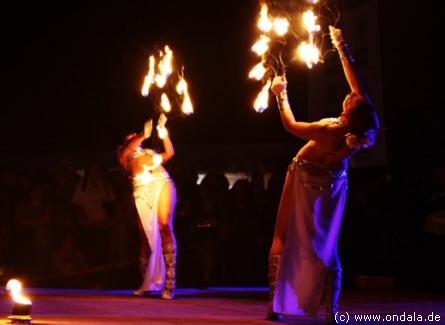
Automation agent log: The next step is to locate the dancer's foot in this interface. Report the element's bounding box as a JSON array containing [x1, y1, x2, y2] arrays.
[[161, 288, 175, 300], [132, 289, 150, 297], [266, 311, 282, 321]]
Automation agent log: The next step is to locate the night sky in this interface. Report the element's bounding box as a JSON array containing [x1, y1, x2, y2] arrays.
[[3, 0, 312, 154], [2, 1, 441, 164]]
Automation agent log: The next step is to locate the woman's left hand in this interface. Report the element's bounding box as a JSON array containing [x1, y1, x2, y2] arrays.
[[329, 25, 344, 49], [157, 113, 168, 139]]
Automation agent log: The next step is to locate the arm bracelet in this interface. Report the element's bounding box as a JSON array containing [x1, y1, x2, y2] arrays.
[[275, 90, 288, 111]]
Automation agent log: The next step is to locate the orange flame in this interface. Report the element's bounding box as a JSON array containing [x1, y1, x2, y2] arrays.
[[302, 10, 320, 33], [297, 10, 320, 68], [155, 45, 174, 88], [248, 61, 267, 80], [176, 77, 186, 95], [297, 41, 319, 69], [273, 17, 289, 36], [160, 93, 172, 112], [253, 79, 271, 112], [258, 4, 273, 32], [176, 76, 194, 115], [181, 92, 194, 115], [6, 279, 31, 305], [141, 55, 156, 97], [251, 35, 270, 56]]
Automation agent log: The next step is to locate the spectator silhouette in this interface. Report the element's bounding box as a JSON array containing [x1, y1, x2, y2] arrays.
[[72, 161, 114, 268]]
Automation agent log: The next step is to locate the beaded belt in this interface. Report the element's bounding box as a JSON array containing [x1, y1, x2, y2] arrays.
[[289, 159, 347, 191]]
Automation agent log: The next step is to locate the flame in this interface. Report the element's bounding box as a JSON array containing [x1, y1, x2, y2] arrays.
[[182, 92, 194, 115], [176, 78, 186, 95], [176, 76, 194, 115], [251, 35, 270, 56], [297, 10, 321, 68], [155, 74, 167, 88], [273, 17, 289, 36], [248, 61, 267, 80], [6, 279, 31, 305], [258, 4, 273, 32], [140, 46, 194, 116], [141, 55, 156, 97], [155, 45, 174, 88], [157, 46, 173, 78], [160, 93, 172, 112], [253, 79, 271, 113], [297, 41, 319, 69], [302, 10, 320, 33]]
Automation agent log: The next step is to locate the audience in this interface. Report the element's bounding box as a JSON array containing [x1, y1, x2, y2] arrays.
[[0, 156, 437, 291]]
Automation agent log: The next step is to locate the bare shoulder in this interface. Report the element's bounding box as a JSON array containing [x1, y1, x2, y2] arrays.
[[316, 117, 345, 136], [319, 117, 338, 124]]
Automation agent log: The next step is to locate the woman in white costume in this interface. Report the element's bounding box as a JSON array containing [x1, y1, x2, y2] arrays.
[[118, 113, 177, 299], [267, 26, 380, 322]]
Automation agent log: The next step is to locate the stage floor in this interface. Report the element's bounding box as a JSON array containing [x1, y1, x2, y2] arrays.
[[0, 287, 444, 324]]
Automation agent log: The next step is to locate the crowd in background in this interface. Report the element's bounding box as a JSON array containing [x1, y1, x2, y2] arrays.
[[0, 156, 444, 291]]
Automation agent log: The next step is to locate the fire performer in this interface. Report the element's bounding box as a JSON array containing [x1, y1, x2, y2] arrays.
[[117, 113, 177, 299], [266, 26, 379, 322]]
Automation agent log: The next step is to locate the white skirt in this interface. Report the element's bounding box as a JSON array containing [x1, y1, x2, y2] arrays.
[[133, 172, 171, 291], [273, 159, 348, 316]]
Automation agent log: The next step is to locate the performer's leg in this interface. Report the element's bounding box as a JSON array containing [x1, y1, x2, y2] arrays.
[[158, 180, 177, 299], [133, 227, 150, 296], [132, 195, 152, 296], [266, 254, 282, 321], [267, 222, 285, 320], [137, 219, 150, 277], [326, 254, 342, 323]]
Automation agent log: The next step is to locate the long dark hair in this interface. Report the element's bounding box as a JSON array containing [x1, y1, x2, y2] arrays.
[[347, 102, 380, 137]]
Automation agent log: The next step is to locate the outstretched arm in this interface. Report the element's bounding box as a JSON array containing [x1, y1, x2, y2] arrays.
[[271, 76, 325, 141], [329, 26, 371, 104]]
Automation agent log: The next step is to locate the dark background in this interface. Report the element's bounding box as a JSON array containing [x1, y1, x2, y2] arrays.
[[2, 0, 441, 158], [2, 0, 305, 153], [1, 0, 443, 291]]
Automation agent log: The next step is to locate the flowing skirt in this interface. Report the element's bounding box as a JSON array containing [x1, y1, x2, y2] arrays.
[[133, 172, 171, 291], [273, 159, 348, 316]]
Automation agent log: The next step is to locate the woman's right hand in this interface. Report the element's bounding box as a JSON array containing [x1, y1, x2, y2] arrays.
[[143, 119, 153, 139], [271, 75, 287, 95]]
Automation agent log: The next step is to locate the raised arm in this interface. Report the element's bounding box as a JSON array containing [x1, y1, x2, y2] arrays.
[[329, 26, 371, 104], [118, 119, 152, 169], [156, 113, 175, 163], [271, 76, 325, 141]]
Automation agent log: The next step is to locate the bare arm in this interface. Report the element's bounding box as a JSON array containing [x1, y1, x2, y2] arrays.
[[329, 26, 371, 103], [271, 77, 325, 141], [156, 113, 174, 163], [160, 134, 175, 163]]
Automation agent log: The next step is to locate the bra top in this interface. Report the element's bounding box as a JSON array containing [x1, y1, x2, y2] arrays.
[[127, 147, 155, 163]]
